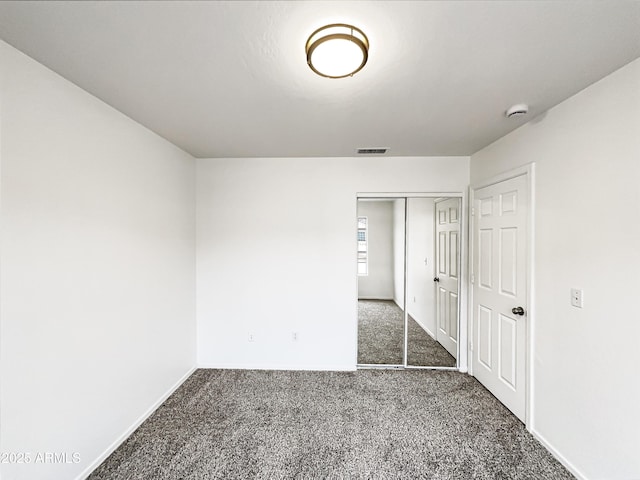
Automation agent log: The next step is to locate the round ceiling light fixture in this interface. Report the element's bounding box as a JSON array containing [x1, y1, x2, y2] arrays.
[[306, 24, 369, 79]]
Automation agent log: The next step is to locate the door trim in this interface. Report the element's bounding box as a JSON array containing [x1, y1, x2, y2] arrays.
[[468, 163, 535, 428]]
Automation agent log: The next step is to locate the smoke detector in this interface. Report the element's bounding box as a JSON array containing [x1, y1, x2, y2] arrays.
[[505, 104, 529, 118]]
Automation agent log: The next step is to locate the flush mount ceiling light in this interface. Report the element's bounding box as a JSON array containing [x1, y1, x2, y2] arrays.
[[306, 24, 369, 79]]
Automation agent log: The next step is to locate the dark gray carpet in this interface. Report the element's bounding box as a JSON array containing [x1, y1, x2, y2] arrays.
[[358, 300, 456, 367], [407, 314, 457, 368], [89, 369, 574, 480], [357, 300, 403, 365]]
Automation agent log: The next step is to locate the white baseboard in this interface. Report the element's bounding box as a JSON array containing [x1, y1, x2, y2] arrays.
[[357, 296, 394, 301], [198, 363, 356, 372], [530, 427, 588, 480], [75, 366, 196, 480], [407, 311, 436, 339]]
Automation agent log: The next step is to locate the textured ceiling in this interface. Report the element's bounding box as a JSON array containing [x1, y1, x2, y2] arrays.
[[0, 1, 639, 158]]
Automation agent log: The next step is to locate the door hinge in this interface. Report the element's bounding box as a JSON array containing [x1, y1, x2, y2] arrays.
[[470, 273, 475, 284], [471, 207, 475, 216]]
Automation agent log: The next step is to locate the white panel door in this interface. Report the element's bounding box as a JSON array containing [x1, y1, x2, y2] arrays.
[[435, 198, 459, 359], [472, 175, 527, 421]]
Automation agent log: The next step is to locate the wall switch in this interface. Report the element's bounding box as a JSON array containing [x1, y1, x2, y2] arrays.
[[248, 333, 255, 342], [571, 288, 583, 308]]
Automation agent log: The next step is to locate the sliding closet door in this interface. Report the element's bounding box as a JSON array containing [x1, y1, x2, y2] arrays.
[[406, 198, 458, 368], [356, 198, 405, 366], [357, 196, 460, 369]]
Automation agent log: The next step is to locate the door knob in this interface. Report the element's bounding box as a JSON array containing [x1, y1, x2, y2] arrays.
[[434, 277, 440, 282], [512, 306, 525, 316]]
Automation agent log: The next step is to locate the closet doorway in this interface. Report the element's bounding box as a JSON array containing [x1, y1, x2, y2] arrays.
[[356, 195, 462, 369]]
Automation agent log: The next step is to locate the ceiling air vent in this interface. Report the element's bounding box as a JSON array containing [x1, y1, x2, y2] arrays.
[[357, 148, 388, 155]]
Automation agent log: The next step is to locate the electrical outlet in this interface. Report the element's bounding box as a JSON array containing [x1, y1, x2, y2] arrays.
[[571, 288, 583, 308], [292, 332, 298, 342]]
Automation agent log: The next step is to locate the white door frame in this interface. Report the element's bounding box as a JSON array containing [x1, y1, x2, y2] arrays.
[[356, 191, 469, 372], [468, 164, 535, 428]]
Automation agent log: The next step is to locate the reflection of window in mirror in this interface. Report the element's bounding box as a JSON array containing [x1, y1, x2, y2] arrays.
[[357, 216, 368, 276]]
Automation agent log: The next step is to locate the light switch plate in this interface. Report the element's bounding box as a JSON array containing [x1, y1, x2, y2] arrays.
[[571, 288, 583, 308]]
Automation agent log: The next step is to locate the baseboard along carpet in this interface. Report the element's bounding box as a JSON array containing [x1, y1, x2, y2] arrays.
[[358, 299, 456, 367], [88, 369, 573, 479]]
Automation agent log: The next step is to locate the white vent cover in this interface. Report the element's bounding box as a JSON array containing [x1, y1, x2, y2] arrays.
[[357, 148, 388, 154]]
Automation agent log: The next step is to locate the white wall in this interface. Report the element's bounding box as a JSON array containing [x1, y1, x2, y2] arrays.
[[0, 41, 196, 480], [392, 199, 406, 309], [471, 58, 640, 480], [406, 198, 436, 336], [196, 156, 469, 369], [357, 200, 394, 299]]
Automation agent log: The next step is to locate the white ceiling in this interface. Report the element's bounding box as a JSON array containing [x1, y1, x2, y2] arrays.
[[1, 1, 639, 158]]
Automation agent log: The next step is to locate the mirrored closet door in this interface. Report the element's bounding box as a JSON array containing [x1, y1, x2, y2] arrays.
[[356, 196, 461, 369], [356, 198, 405, 365]]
